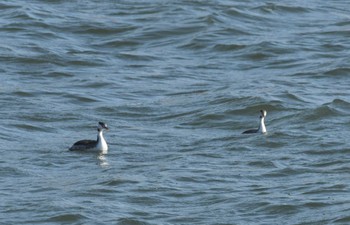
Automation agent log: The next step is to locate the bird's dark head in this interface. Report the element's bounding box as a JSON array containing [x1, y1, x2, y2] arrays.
[[98, 122, 109, 131], [260, 109, 267, 118]]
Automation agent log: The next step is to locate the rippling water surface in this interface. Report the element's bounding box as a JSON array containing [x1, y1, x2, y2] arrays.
[[1, 1, 350, 224]]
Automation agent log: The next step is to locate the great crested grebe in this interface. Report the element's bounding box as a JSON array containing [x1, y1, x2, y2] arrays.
[[69, 122, 109, 152], [242, 110, 267, 134]]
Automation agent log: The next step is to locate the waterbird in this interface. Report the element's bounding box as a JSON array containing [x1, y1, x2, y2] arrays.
[[69, 122, 109, 152], [242, 110, 267, 134]]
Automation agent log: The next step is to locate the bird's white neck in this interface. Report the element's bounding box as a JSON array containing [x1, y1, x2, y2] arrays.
[[97, 130, 108, 153], [259, 117, 267, 133]]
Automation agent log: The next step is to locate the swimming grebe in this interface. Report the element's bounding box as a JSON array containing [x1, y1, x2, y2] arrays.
[[242, 110, 267, 134], [69, 122, 109, 152]]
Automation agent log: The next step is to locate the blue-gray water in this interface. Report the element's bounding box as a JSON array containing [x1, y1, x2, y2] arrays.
[[1, 1, 350, 224]]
